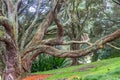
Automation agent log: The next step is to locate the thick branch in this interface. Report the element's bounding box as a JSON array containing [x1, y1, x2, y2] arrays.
[[6, 0, 14, 19], [18, 4, 28, 15], [112, 0, 120, 5], [20, 1, 41, 50], [103, 29, 120, 43], [26, 11, 53, 47], [0, 37, 8, 43], [0, 36, 17, 53], [22, 44, 94, 58], [30, 52, 42, 63], [41, 38, 92, 46], [0, 16, 14, 39], [22, 29, 120, 58], [15, 0, 22, 12], [26, 0, 64, 47], [53, 13, 64, 41]]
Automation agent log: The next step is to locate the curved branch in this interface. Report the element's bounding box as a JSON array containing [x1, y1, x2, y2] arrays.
[[106, 43, 120, 50], [112, 0, 120, 5], [21, 40, 92, 58], [1, 0, 7, 16], [20, 0, 41, 50], [18, 5, 28, 15], [0, 16, 14, 39], [53, 13, 64, 41], [15, 0, 22, 11], [25, 11, 53, 47], [0, 37, 8, 43], [41, 38, 92, 46], [6, 0, 14, 19], [0, 36, 16, 51], [21, 47, 39, 58], [26, 0, 64, 48], [22, 44, 95, 58], [22, 39, 92, 57], [53, 0, 65, 41], [103, 29, 120, 43], [63, 41, 92, 45], [22, 29, 120, 58], [30, 51, 42, 63]]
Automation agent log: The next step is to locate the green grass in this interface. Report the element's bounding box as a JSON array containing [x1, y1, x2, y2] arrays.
[[34, 57, 120, 80]]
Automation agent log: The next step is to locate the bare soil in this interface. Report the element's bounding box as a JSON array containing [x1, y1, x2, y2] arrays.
[[22, 74, 52, 80]]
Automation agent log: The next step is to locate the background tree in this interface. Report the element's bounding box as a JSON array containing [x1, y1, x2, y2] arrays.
[[91, 0, 120, 61]]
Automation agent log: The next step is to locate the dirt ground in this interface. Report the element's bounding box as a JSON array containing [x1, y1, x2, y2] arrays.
[[22, 74, 52, 80]]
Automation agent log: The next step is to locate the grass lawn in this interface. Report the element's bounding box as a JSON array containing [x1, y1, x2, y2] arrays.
[[34, 57, 120, 80]]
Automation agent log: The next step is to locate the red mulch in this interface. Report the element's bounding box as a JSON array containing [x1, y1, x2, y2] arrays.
[[22, 74, 52, 80]]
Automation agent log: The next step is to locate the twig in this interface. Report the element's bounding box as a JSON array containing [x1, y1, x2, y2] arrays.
[[106, 43, 120, 50]]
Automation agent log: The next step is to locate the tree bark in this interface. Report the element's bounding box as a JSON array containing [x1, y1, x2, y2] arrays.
[[71, 44, 79, 65], [2, 46, 21, 80]]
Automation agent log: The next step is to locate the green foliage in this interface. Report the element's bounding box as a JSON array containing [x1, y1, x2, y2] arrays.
[[92, 39, 120, 62], [31, 54, 70, 72], [92, 48, 111, 62]]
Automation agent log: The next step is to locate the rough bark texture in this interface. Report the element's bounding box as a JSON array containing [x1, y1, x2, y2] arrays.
[[71, 44, 79, 65], [24, 29, 120, 59], [2, 41, 21, 80]]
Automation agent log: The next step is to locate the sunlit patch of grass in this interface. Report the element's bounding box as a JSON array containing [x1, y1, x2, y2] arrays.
[[34, 57, 120, 80], [84, 67, 120, 80]]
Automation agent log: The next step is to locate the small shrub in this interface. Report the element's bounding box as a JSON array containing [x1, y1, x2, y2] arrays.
[[31, 54, 70, 72]]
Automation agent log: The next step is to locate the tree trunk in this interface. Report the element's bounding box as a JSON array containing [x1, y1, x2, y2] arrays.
[[71, 58, 79, 65], [2, 53, 31, 80], [1, 45, 39, 80], [2, 44, 22, 80], [71, 44, 79, 65]]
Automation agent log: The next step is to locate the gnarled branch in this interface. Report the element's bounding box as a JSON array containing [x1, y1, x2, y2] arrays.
[[20, 0, 41, 50], [41, 38, 92, 46], [26, 11, 53, 47], [0, 16, 14, 40], [0, 37, 8, 43], [53, 13, 64, 42], [26, 0, 64, 48], [22, 29, 120, 58]]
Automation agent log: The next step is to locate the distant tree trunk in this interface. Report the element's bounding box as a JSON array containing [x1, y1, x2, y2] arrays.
[[71, 44, 79, 65], [71, 58, 79, 65]]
